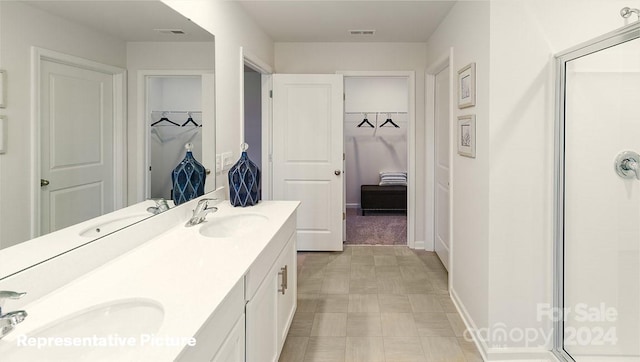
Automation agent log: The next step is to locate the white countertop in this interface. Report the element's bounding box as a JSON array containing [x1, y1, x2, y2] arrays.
[[0, 200, 299, 361]]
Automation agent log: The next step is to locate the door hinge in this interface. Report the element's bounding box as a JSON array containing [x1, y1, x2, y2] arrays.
[[269, 90, 273, 98], [343, 153, 345, 161], [343, 212, 346, 220], [343, 93, 346, 101]]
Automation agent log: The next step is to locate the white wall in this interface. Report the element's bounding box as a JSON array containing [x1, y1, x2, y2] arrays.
[[275, 42, 427, 244], [426, 0, 491, 341], [126, 41, 215, 203], [0, 1, 127, 249], [162, 0, 275, 191]]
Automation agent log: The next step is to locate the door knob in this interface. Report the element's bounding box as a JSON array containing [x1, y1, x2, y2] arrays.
[[40, 179, 50, 187], [334, 170, 341, 176]]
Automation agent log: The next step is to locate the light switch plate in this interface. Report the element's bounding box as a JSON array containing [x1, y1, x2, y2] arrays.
[[0, 116, 6, 154], [222, 152, 234, 168]]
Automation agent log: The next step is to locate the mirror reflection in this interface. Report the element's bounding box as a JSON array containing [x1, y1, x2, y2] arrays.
[[0, 1, 215, 253]]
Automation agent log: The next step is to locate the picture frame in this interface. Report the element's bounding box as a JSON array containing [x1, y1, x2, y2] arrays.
[[0, 70, 6, 108], [457, 63, 475, 109], [457, 114, 476, 158]]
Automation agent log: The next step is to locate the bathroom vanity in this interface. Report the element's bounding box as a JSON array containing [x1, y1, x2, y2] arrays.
[[0, 191, 299, 361]]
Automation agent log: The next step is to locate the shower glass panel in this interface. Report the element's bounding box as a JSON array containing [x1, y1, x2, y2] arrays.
[[560, 28, 640, 361]]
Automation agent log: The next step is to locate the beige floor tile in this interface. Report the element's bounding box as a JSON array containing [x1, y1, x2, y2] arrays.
[[402, 279, 434, 294], [305, 253, 332, 266], [299, 278, 324, 294], [375, 265, 402, 279], [397, 255, 424, 266], [349, 278, 378, 294], [298, 294, 320, 313], [324, 266, 351, 278], [346, 313, 382, 337], [400, 265, 430, 281], [316, 294, 349, 312], [383, 337, 426, 362], [420, 336, 466, 362], [457, 337, 484, 362], [321, 276, 350, 294], [351, 246, 374, 255], [378, 294, 412, 312], [279, 336, 309, 362], [372, 245, 397, 255], [393, 246, 416, 256], [327, 255, 352, 267], [413, 313, 455, 337], [446, 313, 467, 337], [376, 277, 406, 294], [299, 266, 326, 281], [407, 294, 444, 313], [311, 313, 348, 337], [350, 265, 376, 279], [381, 312, 418, 337], [374, 255, 398, 266], [304, 337, 346, 362], [427, 272, 449, 292], [345, 337, 385, 362], [351, 254, 374, 265], [348, 294, 380, 313], [290, 312, 315, 336], [436, 294, 457, 313]]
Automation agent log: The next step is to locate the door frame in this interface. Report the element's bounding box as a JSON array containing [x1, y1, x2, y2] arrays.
[[338, 70, 416, 248], [426, 49, 454, 274], [30, 47, 126, 238], [137, 69, 215, 200], [241, 48, 273, 200]]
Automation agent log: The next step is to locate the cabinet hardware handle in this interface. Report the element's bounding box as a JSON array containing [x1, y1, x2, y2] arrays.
[[278, 265, 288, 295]]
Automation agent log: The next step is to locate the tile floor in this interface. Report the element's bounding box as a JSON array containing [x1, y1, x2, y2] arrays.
[[278, 245, 484, 362]]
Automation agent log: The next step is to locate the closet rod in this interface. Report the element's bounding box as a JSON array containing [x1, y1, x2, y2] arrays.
[[344, 111, 407, 115]]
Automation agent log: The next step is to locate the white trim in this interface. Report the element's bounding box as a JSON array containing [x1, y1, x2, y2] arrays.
[[136, 70, 214, 201], [337, 70, 416, 248], [30, 47, 126, 238]]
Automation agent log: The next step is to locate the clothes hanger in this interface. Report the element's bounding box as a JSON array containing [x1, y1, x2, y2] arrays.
[[151, 112, 180, 126], [357, 113, 375, 128], [380, 113, 400, 128], [181, 112, 200, 127]]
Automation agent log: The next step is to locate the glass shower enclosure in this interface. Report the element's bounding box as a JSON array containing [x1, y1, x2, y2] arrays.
[[555, 21, 640, 361]]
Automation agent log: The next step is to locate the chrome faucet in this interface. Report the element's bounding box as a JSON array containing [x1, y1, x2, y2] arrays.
[[185, 198, 218, 227], [0, 291, 28, 339], [147, 198, 171, 215]]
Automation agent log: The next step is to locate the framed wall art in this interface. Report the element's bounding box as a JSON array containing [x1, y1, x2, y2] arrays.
[[457, 114, 476, 158], [457, 63, 475, 109]]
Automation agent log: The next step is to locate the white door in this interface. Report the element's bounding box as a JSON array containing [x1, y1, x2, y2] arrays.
[[40, 59, 115, 234], [272, 74, 344, 251], [434, 66, 450, 271]]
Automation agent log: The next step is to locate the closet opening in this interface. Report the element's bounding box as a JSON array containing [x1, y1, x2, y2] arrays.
[[343, 75, 411, 246], [243, 65, 262, 182]]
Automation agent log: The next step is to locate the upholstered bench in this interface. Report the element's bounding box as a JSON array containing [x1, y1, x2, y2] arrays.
[[360, 185, 407, 216]]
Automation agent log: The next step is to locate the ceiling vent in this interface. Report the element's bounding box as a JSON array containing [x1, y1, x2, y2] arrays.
[[349, 30, 375, 36], [154, 29, 186, 35]]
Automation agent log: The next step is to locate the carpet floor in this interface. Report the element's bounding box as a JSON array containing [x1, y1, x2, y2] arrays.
[[345, 208, 407, 245]]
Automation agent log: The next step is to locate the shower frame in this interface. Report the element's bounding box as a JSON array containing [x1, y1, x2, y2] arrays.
[[553, 21, 640, 361]]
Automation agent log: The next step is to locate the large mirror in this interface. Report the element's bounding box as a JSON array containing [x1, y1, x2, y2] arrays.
[[0, 1, 216, 275]]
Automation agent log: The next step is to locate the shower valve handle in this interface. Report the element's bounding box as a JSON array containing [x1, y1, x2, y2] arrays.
[[621, 159, 640, 180], [615, 151, 640, 180]]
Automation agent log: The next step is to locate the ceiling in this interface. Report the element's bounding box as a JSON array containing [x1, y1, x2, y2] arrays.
[[24, 1, 215, 42], [237, 0, 456, 42]]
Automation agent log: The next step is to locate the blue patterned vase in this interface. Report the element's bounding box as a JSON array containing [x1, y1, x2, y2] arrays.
[[228, 148, 261, 207], [172, 144, 206, 205]]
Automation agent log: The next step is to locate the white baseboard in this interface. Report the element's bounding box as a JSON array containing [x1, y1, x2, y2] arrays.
[[449, 288, 557, 362], [412, 239, 425, 250], [346, 203, 359, 209]]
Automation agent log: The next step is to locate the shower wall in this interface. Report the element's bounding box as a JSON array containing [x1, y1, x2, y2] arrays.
[[564, 37, 640, 359]]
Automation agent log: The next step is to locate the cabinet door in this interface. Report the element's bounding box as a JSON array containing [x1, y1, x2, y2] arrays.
[[211, 314, 245, 362], [277, 234, 297, 351], [246, 270, 278, 362]]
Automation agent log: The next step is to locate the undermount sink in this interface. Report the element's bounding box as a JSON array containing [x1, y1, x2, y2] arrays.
[[79, 213, 150, 238], [199, 213, 269, 238], [0, 299, 164, 361]]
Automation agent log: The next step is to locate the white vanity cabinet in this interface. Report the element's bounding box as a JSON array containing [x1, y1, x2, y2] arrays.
[[246, 231, 297, 361]]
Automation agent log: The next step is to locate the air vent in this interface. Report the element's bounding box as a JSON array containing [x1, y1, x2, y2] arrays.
[[349, 30, 376, 36], [154, 29, 186, 35]]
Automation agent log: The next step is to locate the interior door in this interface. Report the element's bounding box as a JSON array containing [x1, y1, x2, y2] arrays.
[[272, 74, 344, 251], [434, 66, 450, 271], [40, 59, 115, 234]]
